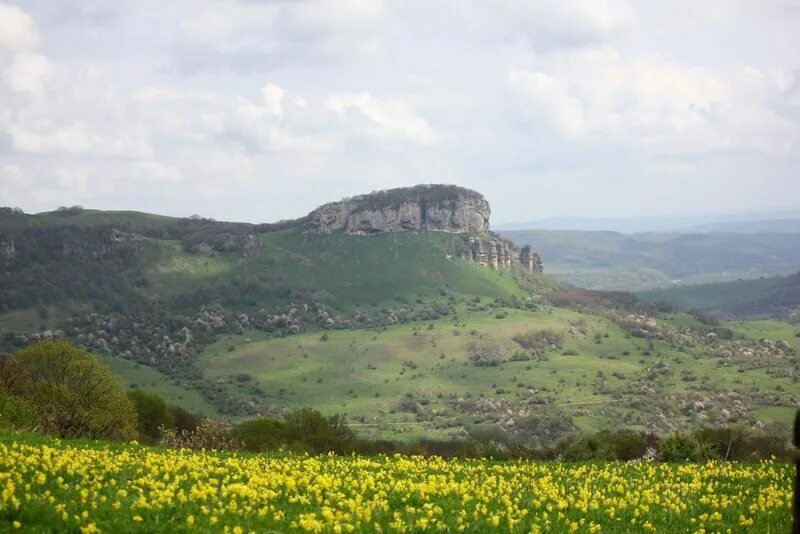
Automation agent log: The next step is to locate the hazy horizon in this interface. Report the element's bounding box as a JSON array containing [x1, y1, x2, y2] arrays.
[[1, 1, 799, 223]]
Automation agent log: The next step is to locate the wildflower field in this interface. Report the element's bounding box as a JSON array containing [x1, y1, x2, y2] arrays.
[[0, 434, 792, 533]]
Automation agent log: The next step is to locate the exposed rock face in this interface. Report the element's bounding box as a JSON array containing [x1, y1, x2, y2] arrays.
[[307, 184, 490, 235], [459, 237, 513, 270], [519, 245, 543, 272], [306, 184, 543, 272]]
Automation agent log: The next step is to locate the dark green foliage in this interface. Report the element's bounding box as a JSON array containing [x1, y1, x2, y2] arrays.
[[562, 430, 651, 461], [172, 406, 202, 434], [340, 184, 484, 212], [283, 408, 355, 453], [127, 390, 175, 443], [639, 272, 800, 320], [658, 433, 702, 462], [232, 418, 288, 451], [562, 432, 618, 461]]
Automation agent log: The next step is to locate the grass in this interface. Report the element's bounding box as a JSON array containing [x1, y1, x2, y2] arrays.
[[0, 432, 792, 533], [99, 356, 219, 417], [0, 208, 177, 229], [196, 304, 798, 440], [237, 229, 536, 308]]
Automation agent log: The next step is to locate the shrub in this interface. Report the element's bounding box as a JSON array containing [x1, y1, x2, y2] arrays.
[[467, 341, 509, 367], [232, 418, 288, 451], [127, 390, 175, 443], [512, 329, 564, 353], [159, 419, 242, 451], [659, 433, 701, 462], [2, 341, 136, 441], [283, 408, 355, 453]]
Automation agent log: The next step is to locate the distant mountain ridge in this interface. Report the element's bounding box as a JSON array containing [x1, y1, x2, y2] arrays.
[[496, 211, 800, 233]]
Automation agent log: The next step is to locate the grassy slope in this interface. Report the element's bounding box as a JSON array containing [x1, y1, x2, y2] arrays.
[[198, 306, 798, 440], [500, 229, 800, 291], [239, 229, 534, 307], [2, 209, 796, 439], [100, 355, 220, 416], [0, 208, 177, 229]]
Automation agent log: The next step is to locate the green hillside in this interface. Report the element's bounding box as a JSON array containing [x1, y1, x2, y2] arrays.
[[638, 273, 800, 319], [1, 199, 797, 444], [500, 229, 800, 291]]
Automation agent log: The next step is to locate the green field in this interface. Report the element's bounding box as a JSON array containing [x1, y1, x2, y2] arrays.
[[0, 432, 792, 533], [99, 356, 219, 417], [196, 305, 799, 441]]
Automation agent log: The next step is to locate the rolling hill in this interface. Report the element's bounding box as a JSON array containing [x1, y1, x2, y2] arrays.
[[638, 273, 800, 320], [500, 229, 800, 291], [1, 187, 797, 443]]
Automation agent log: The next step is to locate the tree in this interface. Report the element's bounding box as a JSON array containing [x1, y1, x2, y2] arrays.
[[127, 390, 175, 443], [283, 408, 354, 453], [0, 390, 39, 431], [5, 341, 136, 440], [232, 418, 287, 451]]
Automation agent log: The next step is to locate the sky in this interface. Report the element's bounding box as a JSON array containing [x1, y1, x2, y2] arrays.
[[0, 1, 799, 225]]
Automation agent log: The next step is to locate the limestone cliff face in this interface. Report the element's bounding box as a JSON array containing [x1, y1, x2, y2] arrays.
[[307, 185, 490, 235], [459, 237, 513, 270], [519, 245, 543, 272], [306, 184, 543, 272]]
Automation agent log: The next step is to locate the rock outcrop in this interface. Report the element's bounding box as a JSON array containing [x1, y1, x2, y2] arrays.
[[306, 184, 543, 272], [459, 237, 513, 270], [307, 184, 490, 235], [519, 245, 543, 272]]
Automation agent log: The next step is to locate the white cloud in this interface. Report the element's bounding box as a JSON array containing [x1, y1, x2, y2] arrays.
[[508, 47, 800, 154], [0, 3, 40, 51], [1, 0, 799, 221], [326, 92, 438, 146], [4, 52, 51, 95]]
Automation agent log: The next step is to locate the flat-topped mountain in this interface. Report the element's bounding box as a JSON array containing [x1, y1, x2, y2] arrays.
[[306, 184, 490, 235]]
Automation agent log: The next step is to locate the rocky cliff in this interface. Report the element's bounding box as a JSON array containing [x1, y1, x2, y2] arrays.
[[305, 184, 542, 272], [519, 245, 543, 272], [306, 184, 490, 235]]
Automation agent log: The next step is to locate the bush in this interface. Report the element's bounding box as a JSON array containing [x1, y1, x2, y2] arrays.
[[512, 329, 564, 353], [127, 390, 175, 443], [2, 341, 136, 441], [159, 419, 242, 451], [563, 432, 617, 461], [467, 341, 509, 367], [658, 433, 701, 462], [283, 408, 355, 453], [232, 418, 287, 451]]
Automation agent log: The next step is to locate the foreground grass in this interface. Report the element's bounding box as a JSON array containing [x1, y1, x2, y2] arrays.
[[0, 433, 791, 533]]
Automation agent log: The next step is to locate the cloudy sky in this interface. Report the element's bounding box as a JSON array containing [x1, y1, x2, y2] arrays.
[[1, 1, 799, 224]]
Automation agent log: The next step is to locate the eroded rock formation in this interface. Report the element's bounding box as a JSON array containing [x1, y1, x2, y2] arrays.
[[307, 184, 490, 235], [519, 245, 543, 272], [306, 184, 543, 272], [459, 237, 513, 270]]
